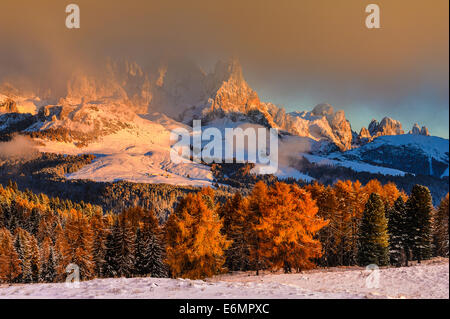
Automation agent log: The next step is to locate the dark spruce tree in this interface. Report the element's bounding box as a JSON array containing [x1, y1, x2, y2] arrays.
[[406, 185, 433, 263], [388, 196, 408, 266], [103, 218, 135, 278], [134, 210, 167, 278], [357, 193, 390, 266], [103, 228, 119, 278], [40, 248, 56, 283], [115, 217, 136, 277], [433, 193, 449, 257]]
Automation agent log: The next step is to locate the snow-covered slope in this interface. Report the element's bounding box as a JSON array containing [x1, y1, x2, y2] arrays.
[[0, 258, 447, 299], [303, 154, 408, 176], [355, 117, 430, 145], [330, 134, 449, 178], [37, 113, 213, 186], [148, 58, 354, 151], [0, 57, 448, 183], [288, 104, 352, 151]]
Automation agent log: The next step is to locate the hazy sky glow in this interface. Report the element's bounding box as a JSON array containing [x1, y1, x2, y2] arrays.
[[0, 0, 448, 137]]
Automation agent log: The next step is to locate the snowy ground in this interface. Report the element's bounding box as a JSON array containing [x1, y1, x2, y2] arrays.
[[36, 115, 214, 187], [302, 153, 408, 176], [0, 258, 447, 299]]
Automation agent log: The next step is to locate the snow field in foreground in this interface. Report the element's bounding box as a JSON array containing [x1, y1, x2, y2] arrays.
[[0, 258, 447, 299]]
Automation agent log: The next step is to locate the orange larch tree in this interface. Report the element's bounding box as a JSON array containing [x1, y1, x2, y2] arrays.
[[0, 227, 21, 283], [256, 183, 328, 272], [165, 188, 230, 279], [57, 209, 94, 281]]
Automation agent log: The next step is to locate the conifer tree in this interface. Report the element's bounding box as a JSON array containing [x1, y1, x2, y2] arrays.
[[91, 211, 107, 277], [433, 193, 449, 257], [305, 183, 338, 266], [165, 189, 230, 279], [406, 185, 433, 263], [145, 230, 167, 277], [104, 217, 135, 278], [103, 228, 118, 278], [357, 193, 390, 266], [265, 183, 328, 272], [14, 228, 40, 283], [135, 208, 167, 277], [58, 209, 94, 280], [0, 228, 21, 283], [333, 180, 358, 266], [219, 192, 250, 271], [246, 181, 270, 274], [40, 247, 57, 283], [388, 196, 408, 266]]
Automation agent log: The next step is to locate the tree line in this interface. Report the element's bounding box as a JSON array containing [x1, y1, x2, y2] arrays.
[[0, 178, 448, 283]]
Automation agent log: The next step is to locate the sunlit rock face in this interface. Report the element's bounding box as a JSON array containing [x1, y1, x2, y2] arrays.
[[0, 57, 433, 153], [0, 98, 17, 113], [287, 104, 353, 151], [409, 123, 430, 136], [161, 59, 355, 151], [64, 59, 152, 113], [357, 117, 431, 145], [368, 117, 404, 137]]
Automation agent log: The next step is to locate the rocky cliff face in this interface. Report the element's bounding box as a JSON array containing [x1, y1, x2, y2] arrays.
[[409, 123, 430, 136], [356, 117, 430, 145], [287, 104, 353, 151], [0, 57, 435, 153], [153, 59, 354, 151], [64, 59, 151, 113], [368, 117, 404, 137], [0, 58, 358, 151], [0, 98, 18, 113]]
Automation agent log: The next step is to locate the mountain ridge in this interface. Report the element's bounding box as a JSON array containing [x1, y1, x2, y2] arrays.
[[0, 58, 434, 149]]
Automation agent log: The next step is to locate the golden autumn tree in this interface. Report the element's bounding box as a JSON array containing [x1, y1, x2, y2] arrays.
[[246, 181, 271, 274], [304, 182, 335, 266], [254, 182, 328, 272], [14, 227, 40, 283], [0, 227, 21, 283], [165, 188, 230, 279], [382, 182, 406, 209], [57, 209, 94, 280]]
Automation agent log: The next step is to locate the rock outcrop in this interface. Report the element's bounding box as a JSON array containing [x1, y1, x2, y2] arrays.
[[357, 117, 430, 145], [409, 123, 430, 136], [0, 98, 18, 113]]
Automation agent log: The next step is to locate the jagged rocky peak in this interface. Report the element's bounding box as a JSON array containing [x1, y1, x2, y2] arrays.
[[357, 116, 431, 145], [421, 126, 430, 136], [149, 57, 255, 121], [356, 117, 404, 145], [0, 83, 49, 115], [368, 117, 404, 137], [409, 123, 430, 136], [204, 58, 262, 117], [64, 58, 151, 113], [287, 103, 353, 151], [359, 127, 371, 139], [0, 97, 18, 113]]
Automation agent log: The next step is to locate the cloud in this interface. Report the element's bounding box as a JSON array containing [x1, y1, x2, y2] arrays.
[[0, 0, 448, 136], [0, 135, 39, 160]]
